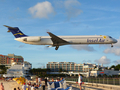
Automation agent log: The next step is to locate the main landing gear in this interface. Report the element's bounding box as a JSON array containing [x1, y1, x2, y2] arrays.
[[111, 44, 113, 47], [55, 46, 59, 50]]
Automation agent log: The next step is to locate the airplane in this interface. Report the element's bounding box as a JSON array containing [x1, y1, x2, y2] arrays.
[[4, 25, 117, 50]]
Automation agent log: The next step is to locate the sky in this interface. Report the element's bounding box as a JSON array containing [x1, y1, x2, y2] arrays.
[[0, 0, 120, 68]]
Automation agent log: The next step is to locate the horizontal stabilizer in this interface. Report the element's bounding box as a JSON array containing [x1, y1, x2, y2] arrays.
[[4, 25, 27, 38], [3, 25, 17, 29], [4, 25, 17, 32]]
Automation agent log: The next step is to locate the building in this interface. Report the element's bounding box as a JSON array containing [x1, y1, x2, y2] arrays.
[[23, 61, 32, 76], [47, 62, 100, 72], [47, 62, 120, 77], [3, 61, 32, 77], [90, 70, 120, 77], [0, 54, 24, 67]]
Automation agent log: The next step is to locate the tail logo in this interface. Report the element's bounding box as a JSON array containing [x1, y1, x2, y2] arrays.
[[14, 33, 23, 36]]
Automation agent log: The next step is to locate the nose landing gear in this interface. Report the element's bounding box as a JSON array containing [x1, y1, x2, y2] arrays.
[[55, 46, 59, 50]]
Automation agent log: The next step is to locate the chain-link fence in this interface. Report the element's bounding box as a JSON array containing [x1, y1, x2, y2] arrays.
[[65, 77, 120, 85]]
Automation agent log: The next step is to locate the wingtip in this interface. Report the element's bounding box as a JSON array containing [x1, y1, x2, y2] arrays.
[[3, 25, 7, 27], [47, 32, 50, 34], [3, 25, 11, 28], [3, 25, 16, 29]]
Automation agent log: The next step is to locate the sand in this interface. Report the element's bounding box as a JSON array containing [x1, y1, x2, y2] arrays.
[[0, 80, 22, 90]]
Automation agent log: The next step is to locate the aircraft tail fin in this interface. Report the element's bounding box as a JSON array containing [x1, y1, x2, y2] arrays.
[[4, 25, 27, 38]]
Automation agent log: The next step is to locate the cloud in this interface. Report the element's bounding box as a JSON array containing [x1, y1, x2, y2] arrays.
[[64, 0, 82, 19], [28, 0, 82, 20], [28, 1, 55, 19], [114, 37, 120, 48], [103, 37, 120, 56], [33, 62, 45, 68], [104, 47, 120, 56], [94, 56, 111, 65], [70, 45, 95, 51], [82, 60, 92, 63], [113, 60, 120, 65]]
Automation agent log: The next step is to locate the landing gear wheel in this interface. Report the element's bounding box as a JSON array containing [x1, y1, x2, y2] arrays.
[[111, 44, 113, 47], [55, 46, 59, 50]]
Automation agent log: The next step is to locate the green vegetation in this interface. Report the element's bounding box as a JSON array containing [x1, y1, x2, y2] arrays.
[[58, 68, 67, 72], [0, 65, 8, 74], [29, 68, 67, 77], [29, 68, 50, 77], [110, 64, 120, 70]]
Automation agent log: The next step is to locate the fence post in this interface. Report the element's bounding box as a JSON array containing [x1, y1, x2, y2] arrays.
[[113, 78, 115, 85], [103, 78, 104, 84], [92, 78, 93, 86], [93, 78, 94, 83], [96, 77, 97, 83], [107, 78, 108, 84], [119, 78, 120, 85], [96, 77, 98, 87], [99, 78, 100, 83]]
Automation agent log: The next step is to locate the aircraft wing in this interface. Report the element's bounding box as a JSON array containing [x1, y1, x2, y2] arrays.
[[47, 32, 69, 46]]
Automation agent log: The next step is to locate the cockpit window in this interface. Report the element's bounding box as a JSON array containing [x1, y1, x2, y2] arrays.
[[109, 36, 112, 38]]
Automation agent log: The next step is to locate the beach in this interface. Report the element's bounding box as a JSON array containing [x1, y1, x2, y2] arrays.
[[0, 80, 22, 90]]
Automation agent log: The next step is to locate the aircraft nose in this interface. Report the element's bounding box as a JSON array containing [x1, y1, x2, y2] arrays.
[[113, 39, 117, 43]]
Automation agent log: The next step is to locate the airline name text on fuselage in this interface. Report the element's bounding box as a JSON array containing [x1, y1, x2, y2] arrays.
[[87, 38, 105, 43]]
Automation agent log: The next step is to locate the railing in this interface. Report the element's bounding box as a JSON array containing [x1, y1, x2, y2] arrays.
[[65, 77, 120, 85]]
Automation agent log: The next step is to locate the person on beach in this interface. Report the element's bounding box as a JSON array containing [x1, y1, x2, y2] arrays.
[[31, 84, 35, 90], [22, 83, 27, 90], [55, 77, 61, 82], [36, 77, 38, 84], [52, 78, 54, 82], [28, 82, 31, 86], [0, 83, 4, 90], [17, 87, 20, 90], [38, 77, 41, 84], [44, 77, 47, 86], [25, 83, 30, 90], [78, 74, 82, 90], [60, 77, 63, 81], [14, 88, 16, 90]]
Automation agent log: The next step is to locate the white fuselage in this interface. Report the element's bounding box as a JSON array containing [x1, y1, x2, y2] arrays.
[[15, 35, 117, 46]]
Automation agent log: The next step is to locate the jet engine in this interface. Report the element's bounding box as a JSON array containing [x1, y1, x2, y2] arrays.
[[23, 37, 41, 42]]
